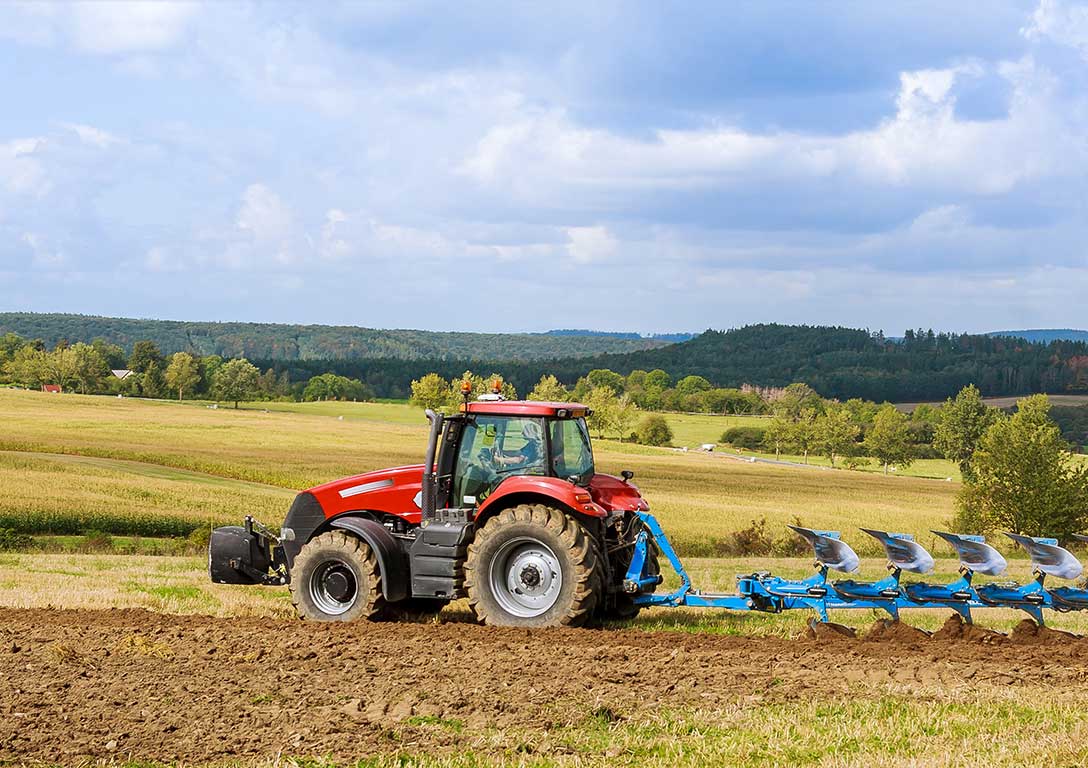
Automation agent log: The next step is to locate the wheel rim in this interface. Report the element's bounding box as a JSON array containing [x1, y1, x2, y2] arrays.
[[489, 536, 563, 618], [308, 558, 359, 615]]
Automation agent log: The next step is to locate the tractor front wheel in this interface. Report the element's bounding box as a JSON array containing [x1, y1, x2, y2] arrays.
[[289, 531, 386, 622], [464, 504, 599, 628]]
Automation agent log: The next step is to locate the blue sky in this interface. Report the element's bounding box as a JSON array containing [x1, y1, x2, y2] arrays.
[[1, 1, 1087, 334]]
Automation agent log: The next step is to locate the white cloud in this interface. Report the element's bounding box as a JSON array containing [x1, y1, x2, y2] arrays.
[[566, 226, 618, 264], [234, 183, 295, 265], [22, 232, 65, 269], [69, 2, 198, 54], [62, 123, 121, 149], [1024, 0, 1088, 57], [0, 138, 49, 197], [460, 56, 1079, 206]]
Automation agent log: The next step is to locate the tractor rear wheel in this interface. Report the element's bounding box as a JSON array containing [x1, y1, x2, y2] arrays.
[[464, 504, 599, 628], [289, 531, 386, 622]]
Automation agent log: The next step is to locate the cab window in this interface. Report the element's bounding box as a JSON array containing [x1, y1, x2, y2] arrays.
[[549, 417, 594, 484], [453, 416, 547, 507]]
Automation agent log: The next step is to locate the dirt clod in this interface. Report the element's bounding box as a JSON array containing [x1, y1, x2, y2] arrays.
[[1010, 619, 1081, 645], [804, 620, 857, 640], [864, 619, 930, 643], [931, 615, 1007, 644]]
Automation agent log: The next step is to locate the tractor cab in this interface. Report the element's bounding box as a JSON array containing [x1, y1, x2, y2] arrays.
[[425, 401, 596, 518]]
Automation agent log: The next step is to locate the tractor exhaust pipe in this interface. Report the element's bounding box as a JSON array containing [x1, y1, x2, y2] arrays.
[[422, 409, 444, 523]]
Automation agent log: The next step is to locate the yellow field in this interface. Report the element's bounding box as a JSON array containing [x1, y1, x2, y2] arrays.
[[0, 390, 960, 555]]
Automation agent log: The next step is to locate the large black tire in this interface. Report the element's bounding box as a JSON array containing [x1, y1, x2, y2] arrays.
[[464, 504, 600, 628], [289, 531, 386, 622]]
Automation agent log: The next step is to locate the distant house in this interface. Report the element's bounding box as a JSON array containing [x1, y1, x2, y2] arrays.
[[41, 384, 62, 394], [111, 369, 134, 380]]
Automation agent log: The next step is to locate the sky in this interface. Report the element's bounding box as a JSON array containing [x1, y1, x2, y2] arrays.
[[1, 1, 1087, 335]]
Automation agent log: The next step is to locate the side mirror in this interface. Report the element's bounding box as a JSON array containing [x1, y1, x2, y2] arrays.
[[621, 470, 634, 483]]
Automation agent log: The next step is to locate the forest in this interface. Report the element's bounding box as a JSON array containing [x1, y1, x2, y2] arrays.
[[5, 316, 1088, 403], [0, 313, 670, 362]]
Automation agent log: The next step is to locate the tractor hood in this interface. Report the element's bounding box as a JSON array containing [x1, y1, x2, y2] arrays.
[[589, 473, 650, 513], [306, 464, 426, 523]]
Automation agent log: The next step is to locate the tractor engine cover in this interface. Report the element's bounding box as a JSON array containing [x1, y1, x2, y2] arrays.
[[209, 525, 271, 585]]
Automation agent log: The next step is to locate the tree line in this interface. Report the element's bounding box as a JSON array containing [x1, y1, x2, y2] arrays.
[[6, 317, 1088, 405], [0, 312, 667, 362], [0, 333, 372, 407]]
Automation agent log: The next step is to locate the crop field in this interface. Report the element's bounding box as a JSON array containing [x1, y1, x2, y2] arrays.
[[2, 389, 1087, 767], [0, 390, 959, 555]]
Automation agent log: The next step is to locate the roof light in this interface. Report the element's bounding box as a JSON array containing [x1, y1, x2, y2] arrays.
[[491, 377, 503, 394], [460, 379, 473, 395]]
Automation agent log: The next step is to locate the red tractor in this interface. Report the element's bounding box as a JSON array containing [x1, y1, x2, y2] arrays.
[[209, 394, 657, 627]]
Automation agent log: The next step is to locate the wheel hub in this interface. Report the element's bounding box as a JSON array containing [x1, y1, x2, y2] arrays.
[[489, 537, 563, 618], [520, 564, 542, 588], [323, 569, 354, 602], [308, 559, 358, 615]]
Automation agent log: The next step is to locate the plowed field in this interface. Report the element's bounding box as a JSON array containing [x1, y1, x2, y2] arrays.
[[3, 609, 1088, 767]]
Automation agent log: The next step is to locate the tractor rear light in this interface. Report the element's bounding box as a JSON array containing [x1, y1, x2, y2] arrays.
[[574, 492, 591, 503]]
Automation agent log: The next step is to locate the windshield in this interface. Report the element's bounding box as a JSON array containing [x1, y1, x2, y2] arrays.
[[549, 417, 594, 484], [453, 416, 547, 506]]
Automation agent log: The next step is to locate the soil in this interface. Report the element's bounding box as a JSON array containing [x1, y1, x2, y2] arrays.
[[3, 609, 1088, 764], [931, 615, 1009, 644], [864, 619, 931, 643]]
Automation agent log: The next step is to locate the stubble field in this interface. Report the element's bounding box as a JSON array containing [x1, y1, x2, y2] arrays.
[[1, 389, 1087, 767]]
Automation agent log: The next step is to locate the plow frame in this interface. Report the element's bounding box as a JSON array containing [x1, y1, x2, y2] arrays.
[[625, 512, 1088, 626]]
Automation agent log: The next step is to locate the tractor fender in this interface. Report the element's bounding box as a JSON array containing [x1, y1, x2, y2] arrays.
[[328, 516, 410, 603], [475, 476, 608, 525]]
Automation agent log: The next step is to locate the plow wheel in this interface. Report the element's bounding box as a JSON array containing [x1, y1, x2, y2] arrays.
[[464, 504, 600, 628], [289, 531, 386, 622]]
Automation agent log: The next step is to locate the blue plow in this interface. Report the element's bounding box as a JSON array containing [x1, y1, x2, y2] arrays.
[[625, 513, 1088, 627]]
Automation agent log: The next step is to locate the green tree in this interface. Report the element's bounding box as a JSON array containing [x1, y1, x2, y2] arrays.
[[303, 373, 371, 401], [43, 345, 80, 391], [585, 386, 619, 438], [128, 340, 164, 374], [762, 416, 791, 459], [865, 405, 915, 475], [958, 395, 1088, 539], [789, 408, 819, 464], [643, 369, 671, 390], [613, 393, 639, 440], [816, 406, 860, 466], [773, 383, 823, 420], [90, 338, 126, 369], [527, 374, 569, 402], [7, 346, 47, 388], [165, 352, 201, 401], [141, 360, 166, 398], [635, 414, 673, 446], [586, 369, 625, 393], [199, 355, 224, 396], [69, 342, 109, 395], [934, 384, 1002, 480], [675, 375, 713, 398], [213, 358, 260, 408], [409, 373, 450, 411]]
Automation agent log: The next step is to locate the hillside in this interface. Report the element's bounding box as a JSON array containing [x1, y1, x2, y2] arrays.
[[989, 329, 1088, 343], [0, 313, 672, 362]]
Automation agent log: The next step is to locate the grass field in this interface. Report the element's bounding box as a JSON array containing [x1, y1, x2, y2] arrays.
[[1, 390, 1086, 768], [0, 390, 960, 556]]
